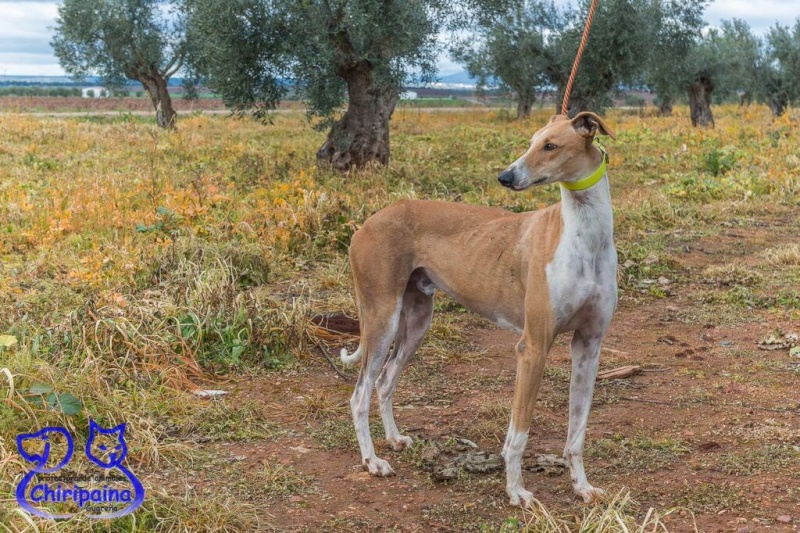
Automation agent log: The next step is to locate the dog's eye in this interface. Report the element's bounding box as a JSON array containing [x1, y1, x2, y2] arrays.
[[543, 143, 558, 151]]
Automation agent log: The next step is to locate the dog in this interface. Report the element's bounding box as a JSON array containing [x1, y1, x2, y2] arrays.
[[340, 112, 617, 506]]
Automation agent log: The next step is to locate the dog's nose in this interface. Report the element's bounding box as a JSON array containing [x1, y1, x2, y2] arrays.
[[497, 169, 515, 188]]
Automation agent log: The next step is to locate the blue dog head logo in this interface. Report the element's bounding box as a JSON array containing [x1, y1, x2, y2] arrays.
[[16, 427, 74, 474]]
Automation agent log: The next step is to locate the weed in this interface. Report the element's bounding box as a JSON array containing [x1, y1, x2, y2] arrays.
[[700, 143, 738, 177], [587, 436, 690, 471], [298, 391, 343, 420], [763, 244, 800, 266], [676, 481, 745, 513], [311, 418, 384, 450], [258, 457, 315, 497], [178, 400, 283, 442], [711, 444, 800, 476], [701, 264, 761, 287]]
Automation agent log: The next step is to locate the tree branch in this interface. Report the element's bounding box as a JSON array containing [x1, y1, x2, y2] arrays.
[[165, 53, 184, 79]]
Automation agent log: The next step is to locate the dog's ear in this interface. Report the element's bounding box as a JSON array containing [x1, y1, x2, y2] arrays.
[[571, 112, 616, 140]]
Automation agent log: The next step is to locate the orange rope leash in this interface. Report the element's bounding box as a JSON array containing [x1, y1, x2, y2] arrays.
[[561, 0, 599, 115]]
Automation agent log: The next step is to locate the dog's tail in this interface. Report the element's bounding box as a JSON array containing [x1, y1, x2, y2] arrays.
[[340, 345, 363, 366]]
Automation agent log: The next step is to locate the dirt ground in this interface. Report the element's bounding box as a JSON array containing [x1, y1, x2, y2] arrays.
[[141, 214, 800, 532]]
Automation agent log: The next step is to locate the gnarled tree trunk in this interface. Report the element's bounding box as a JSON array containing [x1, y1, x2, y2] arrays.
[[317, 62, 397, 170], [688, 76, 714, 128], [141, 71, 177, 129], [658, 95, 673, 117], [516, 92, 534, 119]]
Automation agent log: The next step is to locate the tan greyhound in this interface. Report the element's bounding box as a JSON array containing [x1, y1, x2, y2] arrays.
[[341, 112, 617, 506]]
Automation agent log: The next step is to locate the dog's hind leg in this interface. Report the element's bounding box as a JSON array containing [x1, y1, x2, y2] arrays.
[[564, 327, 605, 502], [377, 276, 434, 451], [350, 296, 403, 476]]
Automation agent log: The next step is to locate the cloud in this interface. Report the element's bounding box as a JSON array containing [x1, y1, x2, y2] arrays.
[[0, 2, 59, 38], [706, 0, 800, 34], [0, 1, 65, 75]]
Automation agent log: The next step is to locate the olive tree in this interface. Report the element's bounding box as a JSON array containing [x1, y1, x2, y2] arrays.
[[187, 0, 508, 170], [758, 20, 800, 116], [52, 0, 188, 128], [453, 1, 565, 119], [683, 19, 760, 127], [644, 0, 708, 116]]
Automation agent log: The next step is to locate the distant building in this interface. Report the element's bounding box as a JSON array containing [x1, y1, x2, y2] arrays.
[[399, 90, 418, 100], [81, 87, 108, 98]]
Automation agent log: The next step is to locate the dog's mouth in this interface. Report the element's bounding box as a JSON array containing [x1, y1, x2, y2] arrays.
[[507, 176, 547, 191], [516, 177, 547, 190]]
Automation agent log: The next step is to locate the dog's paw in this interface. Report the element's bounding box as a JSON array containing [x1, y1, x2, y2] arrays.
[[507, 487, 534, 508], [363, 457, 395, 477], [387, 435, 413, 451], [574, 484, 605, 503]]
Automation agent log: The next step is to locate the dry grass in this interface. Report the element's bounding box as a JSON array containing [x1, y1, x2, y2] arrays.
[[763, 243, 800, 266], [515, 490, 689, 532]]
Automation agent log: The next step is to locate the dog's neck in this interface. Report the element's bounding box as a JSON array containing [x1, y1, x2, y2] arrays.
[[558, 173, 614, 252]]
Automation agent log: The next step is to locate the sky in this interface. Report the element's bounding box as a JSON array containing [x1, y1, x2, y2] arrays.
[[0, 0, 799, 77]]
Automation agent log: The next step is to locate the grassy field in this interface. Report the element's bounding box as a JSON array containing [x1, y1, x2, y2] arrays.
[[1, 105, 799, 531]]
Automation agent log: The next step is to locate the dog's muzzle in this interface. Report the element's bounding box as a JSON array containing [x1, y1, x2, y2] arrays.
[[498, 169, 515, 188]]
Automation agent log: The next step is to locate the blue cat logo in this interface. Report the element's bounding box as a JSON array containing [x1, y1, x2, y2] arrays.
[[16, 421, 145, 519]]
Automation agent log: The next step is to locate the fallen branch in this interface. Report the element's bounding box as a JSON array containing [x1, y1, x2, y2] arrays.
[[596, 365, 642, 381], [601, 347, 631, 356], [316, 342, 350, 380]]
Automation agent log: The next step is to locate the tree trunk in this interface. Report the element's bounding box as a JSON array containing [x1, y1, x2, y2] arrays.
[[317, 63, 397, 171], [141, 72, 177, 129], [767, 93, 787, 117], [516, 92, 534, 119], [739, 92, 752, 107], [658, 95, 673, 117], [688, 76, 714, 128]]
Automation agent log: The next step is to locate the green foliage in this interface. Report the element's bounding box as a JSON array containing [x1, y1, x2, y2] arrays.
[[645, 0, 709, 108], [22, 383, 83, 415], [184, 0, 288, 119], [701, 144, 738, 177], [453, 1, 565, 114], [186, 0, 464, 120], [706, 19, 761, 103], [52, 0, 186, 87], [550, 0, 654, 114]]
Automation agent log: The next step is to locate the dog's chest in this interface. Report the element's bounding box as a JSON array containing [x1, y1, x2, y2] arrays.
[[546, 227, 617, 332]]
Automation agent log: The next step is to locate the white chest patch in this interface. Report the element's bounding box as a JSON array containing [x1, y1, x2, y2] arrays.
[[546, 182, 617, 334]]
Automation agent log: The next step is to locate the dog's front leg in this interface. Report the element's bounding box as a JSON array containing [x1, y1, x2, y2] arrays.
[[564, 328, 605, 502], [502, 331, 553, 507]]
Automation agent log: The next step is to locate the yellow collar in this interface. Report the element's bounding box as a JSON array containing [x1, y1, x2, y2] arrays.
[[560, 139, 608, 192]]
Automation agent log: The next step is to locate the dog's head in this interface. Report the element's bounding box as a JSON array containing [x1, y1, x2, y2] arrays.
[[497, 112, 616, 191]]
